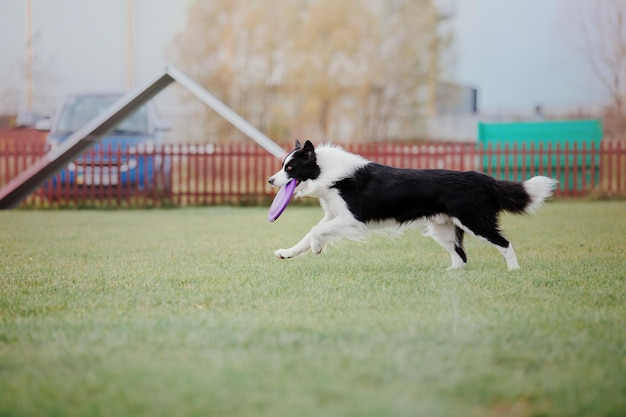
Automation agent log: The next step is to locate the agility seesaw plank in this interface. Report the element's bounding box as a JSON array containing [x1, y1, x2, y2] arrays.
[[0, 65, 287, 209], [0, 72, 175, 209], [166, 66, 287, 160]]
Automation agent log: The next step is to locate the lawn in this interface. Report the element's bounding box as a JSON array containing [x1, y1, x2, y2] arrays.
[[0, 201, 625, 417]]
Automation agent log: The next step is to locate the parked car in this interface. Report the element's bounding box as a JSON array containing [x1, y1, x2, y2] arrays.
[[38, 92, 171, 190]]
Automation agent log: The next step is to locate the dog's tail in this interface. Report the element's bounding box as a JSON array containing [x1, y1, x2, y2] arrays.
[[523, 176, 559, 212], [492, 176, 558, 214]]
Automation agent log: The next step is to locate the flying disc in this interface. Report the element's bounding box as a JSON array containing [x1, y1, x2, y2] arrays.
[[268, 179, 299, 222]]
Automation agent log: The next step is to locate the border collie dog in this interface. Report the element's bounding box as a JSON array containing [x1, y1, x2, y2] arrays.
[[268, 140, 557, 270]]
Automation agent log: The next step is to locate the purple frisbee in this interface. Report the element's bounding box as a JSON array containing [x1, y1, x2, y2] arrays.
[[268, 179, 299, 222]]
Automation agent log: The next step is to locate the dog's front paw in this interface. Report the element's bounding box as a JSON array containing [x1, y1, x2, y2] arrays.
[[274, 248, 294, 259], [310, 240, 325, 255]]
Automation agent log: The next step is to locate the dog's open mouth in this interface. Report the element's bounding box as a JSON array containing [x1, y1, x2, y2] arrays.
[[268, 179, 299, 222]]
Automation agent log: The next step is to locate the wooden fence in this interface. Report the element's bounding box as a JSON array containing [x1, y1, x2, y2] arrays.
[[1, 130, 625, 208]]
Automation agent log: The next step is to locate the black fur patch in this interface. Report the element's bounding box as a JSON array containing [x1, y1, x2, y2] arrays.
[[284, 140, 320, 182], [333, 165, 496, 222], [454, 226, 467, 263], [332, 163, 529, 248]]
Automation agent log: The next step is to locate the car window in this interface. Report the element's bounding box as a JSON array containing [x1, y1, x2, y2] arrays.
[[117, 106, 149, 134], [55, 95, 149, 135]]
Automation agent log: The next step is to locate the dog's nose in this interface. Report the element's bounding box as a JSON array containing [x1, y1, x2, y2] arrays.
[[268, 177, 275, 186]]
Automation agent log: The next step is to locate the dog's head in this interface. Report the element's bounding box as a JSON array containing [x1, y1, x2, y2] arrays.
[[268, 139, 321, 188]]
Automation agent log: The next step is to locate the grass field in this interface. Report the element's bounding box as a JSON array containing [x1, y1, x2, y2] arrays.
[[1, 201, 625, 417]]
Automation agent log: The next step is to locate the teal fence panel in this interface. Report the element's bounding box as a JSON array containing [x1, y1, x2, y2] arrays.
[[478, 120, 603, 188]]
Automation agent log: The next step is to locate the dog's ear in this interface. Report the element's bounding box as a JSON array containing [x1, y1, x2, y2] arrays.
[[294, 139, 302, 149], [303, 140, 316, 161]]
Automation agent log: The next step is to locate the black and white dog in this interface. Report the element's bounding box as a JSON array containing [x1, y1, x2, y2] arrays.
[[268, 140, 557, 270]]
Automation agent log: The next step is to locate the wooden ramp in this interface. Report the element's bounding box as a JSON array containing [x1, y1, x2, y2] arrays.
[[0, 66, 286, 209]]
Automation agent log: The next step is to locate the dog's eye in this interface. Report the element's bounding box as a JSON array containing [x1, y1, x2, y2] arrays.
[[286, 165, 293, 172]]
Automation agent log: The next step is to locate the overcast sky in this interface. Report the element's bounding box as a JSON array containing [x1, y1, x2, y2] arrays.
[[451, 0, 603, 114], [0, 0, 606, 118]]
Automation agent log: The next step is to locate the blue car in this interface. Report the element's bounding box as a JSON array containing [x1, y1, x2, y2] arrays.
[[41, 92, 171, 190]]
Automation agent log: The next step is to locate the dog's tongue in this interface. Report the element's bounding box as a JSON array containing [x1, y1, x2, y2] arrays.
[[268, 179, 299, 222]]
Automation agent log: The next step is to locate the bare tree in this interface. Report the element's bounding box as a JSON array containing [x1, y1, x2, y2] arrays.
[[0, 65, 20, 117], [287, 0, 379, 140], [0, 33, 59, 121], [170, 0, 446, 143], [170, 0, 297, 141], [564, 0, 626, 136], [366, 0, 442, 141]]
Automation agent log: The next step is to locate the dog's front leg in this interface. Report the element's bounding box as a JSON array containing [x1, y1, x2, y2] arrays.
[[274, 214, 334, 259], [309, 217, 366, 255], [308, 217, 347, 255], [274, 231, 314, 259], [275, 211, 347, 259]]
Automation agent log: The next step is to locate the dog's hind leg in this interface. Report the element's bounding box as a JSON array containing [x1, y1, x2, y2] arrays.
[[454, 226, 467, 265], [452, 216, 520, 270], [425, 220, 468, 269]]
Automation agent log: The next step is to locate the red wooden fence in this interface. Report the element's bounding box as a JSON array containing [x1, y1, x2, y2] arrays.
[[1, 131, 625, 208]]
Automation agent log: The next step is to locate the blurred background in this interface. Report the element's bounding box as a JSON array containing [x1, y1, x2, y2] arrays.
[[0, 0, 623, 143]]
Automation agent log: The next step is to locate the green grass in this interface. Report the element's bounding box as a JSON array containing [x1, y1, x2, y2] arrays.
[[1, 201, 625, 417]]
